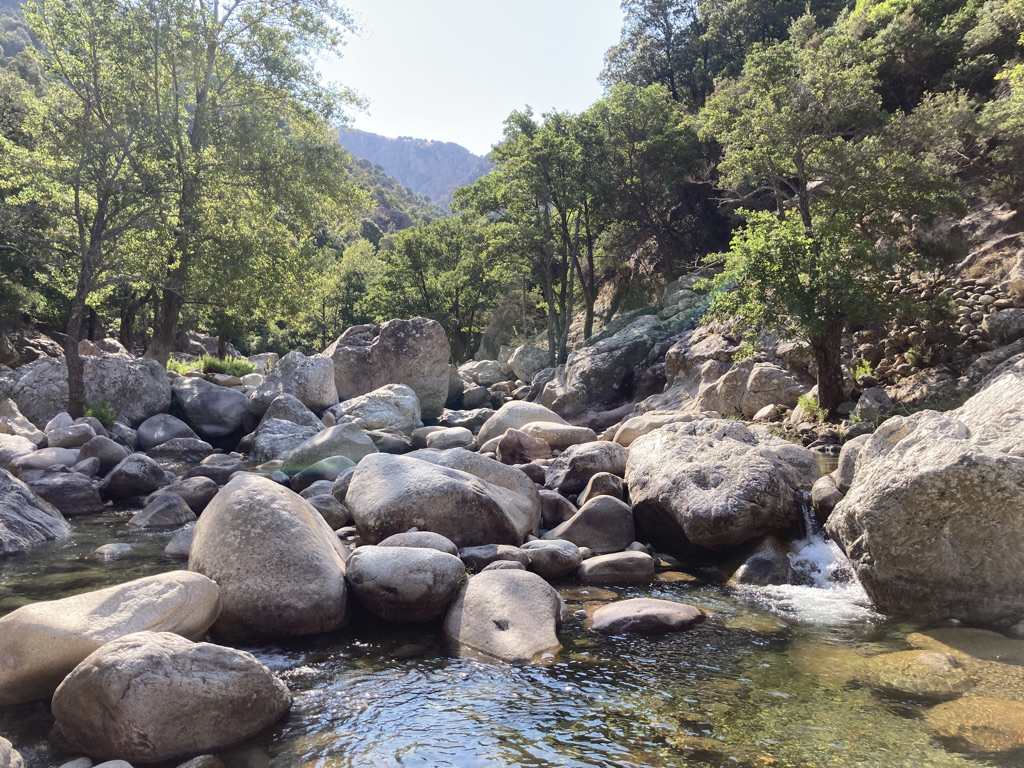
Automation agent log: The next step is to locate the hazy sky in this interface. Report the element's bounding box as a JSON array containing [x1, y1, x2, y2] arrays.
[[318, 0, 625, 157]]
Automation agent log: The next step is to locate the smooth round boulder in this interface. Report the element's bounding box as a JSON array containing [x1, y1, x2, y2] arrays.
[[188, 474, 348, 640], [543, 496, 635, 555], [47, 423, 96, 449], [459, 544, 531, 571], [346, 545, 465, 622], [282, 423, 377, 474], [136, 414, 199, 452], [521, 539, 582, 580], [575, 551, 656, 584], [477, 401, 569, 446], [172, 377, 250, 440], [148, 476, 219, 514], [183, 454, 245, 485], [128, 492, 196, 529], [100, 453, 169, 499], [586, 598, 705, 634], [78, 435, 130, 474], [442, 569, 563, 662], [0, 571, 221, 706], [11, 446, 79, 473], [539, 489, 577, 529], [855, 650, 975, 702], [425, 426, 474, 451], [27, 472, 105, 516], [495, 428, 550, 465], [52, 631, 291, 764], [377, 530, 458, 555], [519, 421, 597, 450], [577, 472, 624, 506]]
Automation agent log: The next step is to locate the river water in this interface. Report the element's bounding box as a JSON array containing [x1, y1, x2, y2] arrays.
[[1, 511, 1019, 768]]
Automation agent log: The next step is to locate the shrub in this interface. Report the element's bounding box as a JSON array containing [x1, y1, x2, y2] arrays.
[[797, 393, 828, 423], [199, 354, 256, 377], [851, 359, 873, 380], [83, 400, 118, 428], [166, 357, 198, 375]]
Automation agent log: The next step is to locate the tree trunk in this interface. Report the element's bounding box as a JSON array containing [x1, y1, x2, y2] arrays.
[[65, 264, 96, 419], [812, 320, 845, 413], [217, 331, 227, 359], [145, 286, 183, 365]]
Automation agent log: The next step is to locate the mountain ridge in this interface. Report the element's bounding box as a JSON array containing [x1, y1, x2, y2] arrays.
[[337, 128, 492, 209]]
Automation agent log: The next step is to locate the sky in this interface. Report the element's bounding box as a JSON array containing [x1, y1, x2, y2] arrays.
[[318, 0, 625, 157]]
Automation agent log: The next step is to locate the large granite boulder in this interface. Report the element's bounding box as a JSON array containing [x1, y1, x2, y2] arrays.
[[545, 441, 629, 495], [249, 419, 323, 465], [136, 413, 199, 451], [334, 383, 422, 432], [347, 453, 539, 547], [0, 355, 171, 428], [626, 419, 819, 554], [0, 468, 70, 556], [100, 453, 169, 499], [248, 351, 339, 416], [0, 433, 35, 471], [0, 571, 220, 706], [172, 377, 250, 440], [0, 399, 44, 446], [188, 474, 348, 640], [828, 369, 1024, 622], [26, 472, 105, 516], [477, 401, 569, 446], [508, 345, 549, 383], [77, 435, 130, 473], [542, 315, 665, 416], [442, 569, 563, 662], [324, 318, 451, 419], [345, 545, 465, 622], [51, 631, 290, 764]]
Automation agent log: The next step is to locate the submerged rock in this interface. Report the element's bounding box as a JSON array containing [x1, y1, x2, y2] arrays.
[[52, 631, 290, 764], [856, 650, 975, 702], [926, 696, 1024, 753]]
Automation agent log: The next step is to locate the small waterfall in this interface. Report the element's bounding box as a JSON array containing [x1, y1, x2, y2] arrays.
[[735, 493, 878, 626]]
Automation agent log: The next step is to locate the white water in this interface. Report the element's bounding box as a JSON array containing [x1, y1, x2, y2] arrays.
[[737, 494, 880, 626]]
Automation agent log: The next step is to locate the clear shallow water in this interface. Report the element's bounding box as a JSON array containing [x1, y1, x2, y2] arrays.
[[0, 513, 1020, 768]]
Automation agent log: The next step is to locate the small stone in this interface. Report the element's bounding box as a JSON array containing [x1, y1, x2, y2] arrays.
[[586, 598, 705, 634]]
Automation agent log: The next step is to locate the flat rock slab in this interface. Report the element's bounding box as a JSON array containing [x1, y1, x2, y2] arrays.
[[586, 598, 705, 635]]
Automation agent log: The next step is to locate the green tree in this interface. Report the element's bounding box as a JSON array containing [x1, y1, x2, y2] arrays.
[[361, 215, 515, 362], [132, 0, 365, 363], [699, 17, 966, 410]]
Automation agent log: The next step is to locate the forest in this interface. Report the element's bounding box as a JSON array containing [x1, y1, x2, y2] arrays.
[[1, 0, 1023, 412]]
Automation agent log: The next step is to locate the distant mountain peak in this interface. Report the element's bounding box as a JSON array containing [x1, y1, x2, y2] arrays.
[[338, 129, 492, 209]]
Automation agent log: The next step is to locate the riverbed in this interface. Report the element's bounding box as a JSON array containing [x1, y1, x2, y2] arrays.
[[0, 512, 1017, 768]]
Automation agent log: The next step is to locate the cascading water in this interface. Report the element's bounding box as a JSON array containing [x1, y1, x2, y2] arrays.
[[736, 492, 880, 625]]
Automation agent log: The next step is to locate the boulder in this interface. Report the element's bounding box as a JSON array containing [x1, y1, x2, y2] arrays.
[[458, 543, 531, 571], [347, 453, 538, 548], [508, 345, 549, 383], [0, 571, 220, 706], [249, 418, 323, 464], [290, 455, 356, 494], [982, 308, 1024, 345], [810, 475, 844, 522], [442, 570, 563, 662], [51, 631, 290, 764], [850, 387, 894, 423], [545, 441, 629, 495], [153, 478, 218, 516], [539, 489, 577, 529], [78, 435, 130, 474], [856, 650, 974, 702], [0, 468, 71, 556], [183, 454, 244, 485], [324, 318, 451, 419], [377, 530, 459, 556], [835, 434, 869, 494], [542, 315, 664, 416], [258, 393, 323, 429], [626, 420, 819, 554], [100, 454, 169, 499], [425, 426, 474, 450], [458, 359, 508, 387], [0, 399, 44, 446], [520, 539, 582, 580], [47, 423, 96, 449], [282, 422, 377, 473], [27, 472, 105, 516], [612, 412, 698, 447], [577, 472, 624, 506], [248, 351, 339, 416], [0, 737, 22, 768], [477, 401, 569, 446], [575, 551, 656, 583], [737, 363, 808, 418], [172, 377, 249, 440], [0, 355, 171, 428], [146, 437, 214, 465], [828, 370, 1024, 622], [306, 494, 350, 529], [137, 414, 199, 451], [0, 433, 36, 470], [518, 421, 597, 450], [128, 492, 196, 529], [586, 599, 705, 634], [188, 474, 348, 640], [543, 496, 634, 555], [346, 545, 465, 622], [335, 383, 422, 432], [495, 428, 550, 465]]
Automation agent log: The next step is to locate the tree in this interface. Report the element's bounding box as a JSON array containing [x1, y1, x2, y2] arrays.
[[699, 17, 965, 410], [132, 0, 365, 364], [5, 0, 160, 417], [360, 215, 514, 362]]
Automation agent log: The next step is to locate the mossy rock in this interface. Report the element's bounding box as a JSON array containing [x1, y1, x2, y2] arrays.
[[926, 696, 1024, 753], [907, 627, 1024, 667], [856, 650, 974, 702]]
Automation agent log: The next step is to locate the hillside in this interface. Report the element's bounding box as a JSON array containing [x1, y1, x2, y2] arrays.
[[348, 157, 447, 236], [338, 129, 492, 209]]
